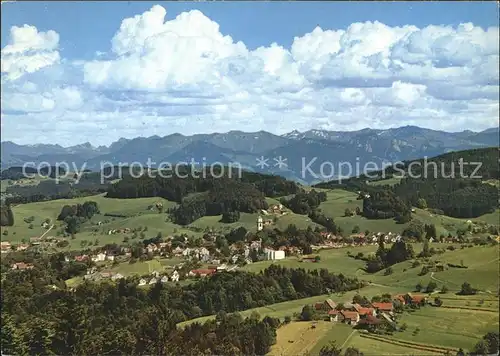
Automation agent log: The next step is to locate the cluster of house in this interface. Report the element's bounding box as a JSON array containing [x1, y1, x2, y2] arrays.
[[138, 270, 179, 286], [72, 252, 118, 263], [187, 263, 232, 278], [261, 204, 287, 216], [1, 236, 65, 253], [11, 262, 35, 270], [83, 267, 181, 285], [315, 293, 427, 327], [107, 228, 131, 235]]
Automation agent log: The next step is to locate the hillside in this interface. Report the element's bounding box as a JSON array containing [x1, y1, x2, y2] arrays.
[[315, 147, 499, 219]]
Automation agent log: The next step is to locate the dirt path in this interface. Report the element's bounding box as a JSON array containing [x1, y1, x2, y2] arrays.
[[39, 224, 54, 239], [340, 330, 357, 349]]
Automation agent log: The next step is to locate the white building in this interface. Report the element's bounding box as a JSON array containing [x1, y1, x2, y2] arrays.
[[170, 270, 180, 282], [217, 264, 227, 271], [111, 273, 124, 281], [257, 216, 263, 231], [264, 248, 285, 261], [92, 253, 106, 262]]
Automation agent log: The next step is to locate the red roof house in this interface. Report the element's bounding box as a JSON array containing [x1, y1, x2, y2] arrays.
[[340, 311, 360, 325], [189, 268, 216, 277], [358, 315, 382, 326], [371, 302, 394, 312]]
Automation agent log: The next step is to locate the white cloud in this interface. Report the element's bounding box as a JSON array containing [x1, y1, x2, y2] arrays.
[[1, 25, 60, 80], [1, 5, 499, 146]]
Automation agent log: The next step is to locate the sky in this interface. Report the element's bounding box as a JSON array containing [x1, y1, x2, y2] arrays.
[[1, 1, 499, 146]]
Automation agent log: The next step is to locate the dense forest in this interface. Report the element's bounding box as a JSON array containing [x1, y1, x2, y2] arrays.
[[106, 168, 302, 224], [170, 180, 268, 225], [362, 190, 411, 221], [280, 189, 327, 215], [1, 251, 361, 355], [315, 148, 499, 219]]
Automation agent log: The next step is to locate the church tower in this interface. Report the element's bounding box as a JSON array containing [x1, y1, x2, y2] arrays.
[[257, 216, 263, 231]]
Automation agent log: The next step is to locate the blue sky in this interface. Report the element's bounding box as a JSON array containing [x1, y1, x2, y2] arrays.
[[3, 2, 497, 59], [1, 1, 499, 146]]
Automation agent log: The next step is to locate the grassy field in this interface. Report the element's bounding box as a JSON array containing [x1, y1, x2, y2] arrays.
[[0, 194, 176, 243], [0, 192, 322, 250], [109, 258, 163, 276], [395, 306, 499, 350], [308, 323, 354, 355], [242, 244, 499, 293], [474, 209, 500, 226], [268, 321, 353, 356], [343, 333, 442, 356]]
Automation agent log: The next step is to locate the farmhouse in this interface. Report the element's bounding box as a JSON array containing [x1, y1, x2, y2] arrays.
[[314, 299, 337, 312], [148, 277, 157, 285], [92, 253, 107, 262], [170, 270, 180, 282], [146, 244, 158, 253], [30, 237, 42, 245], [358, 314, 382, 327], [340, 311, 360, 326], [11, 262, 34, 270], [74, 255, 89, 262], [264, 248, 285, 261], [111, 273, 124, 281], [353, 304, 376, 317], [371, 302, 393, 313], [393, 293, 428, 305], [328, 309, 341, 322], [1, 241, 11, 253], [189, 268, 216, 277], [16, 244, 29, 251], [100, 271, 113, 278]]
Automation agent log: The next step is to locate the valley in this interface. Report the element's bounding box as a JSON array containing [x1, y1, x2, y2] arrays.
[[1, 147, 499, 356]]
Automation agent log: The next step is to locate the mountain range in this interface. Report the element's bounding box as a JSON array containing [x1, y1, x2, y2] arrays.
[[2, 126, 498, 184]]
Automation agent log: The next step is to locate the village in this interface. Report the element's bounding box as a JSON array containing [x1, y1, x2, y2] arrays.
[[1, 203, 492, 290]]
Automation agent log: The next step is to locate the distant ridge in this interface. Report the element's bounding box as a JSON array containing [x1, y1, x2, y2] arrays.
[[1, 126, 498, 183]]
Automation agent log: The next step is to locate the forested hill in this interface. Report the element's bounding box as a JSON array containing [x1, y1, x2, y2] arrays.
[[315, 147, 499, 219], [106, 168, 303, 225]]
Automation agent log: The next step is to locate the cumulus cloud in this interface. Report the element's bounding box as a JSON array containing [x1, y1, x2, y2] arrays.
[[1, 4, 498, 146], [1, 25, 60, 80]]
